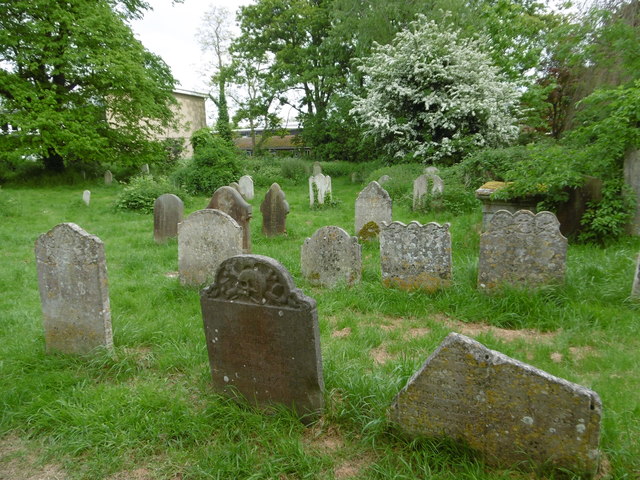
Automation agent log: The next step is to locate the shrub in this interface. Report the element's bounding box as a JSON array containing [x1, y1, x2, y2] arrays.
[[280, 157, 310, 182], [239, 156, 284, 187], [115, 175, 185, 214]]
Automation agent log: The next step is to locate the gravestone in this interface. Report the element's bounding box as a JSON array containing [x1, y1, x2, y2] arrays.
[[35, 223, 113, 355], [424, 166, 439, 175], [260, 183, 289, 237], [82, 190, 91, 206], [312, 161, 322, 176], [229, 182, 241, 193], [477, 210, 567, 291], [178, 209, 243, 286], [632, 253, 640, 298], [308, 173, 332, 207], [354, 181, 392, 236], [430, 174, 444, 195], [207, 186, 252, 253], [390, 333, 601, 477], [140, 163, 150, 175], [624, 148, 640, 235], [380, 221, 451, 292], [378, 174, 391, 185], [412, 175, 428, 210], [475, 181, 540, 231], [104, 170, 113, 185], [301, 226, 361, 287], [238, 175, 254, 200], [200, 254, 324, 421], [153, 193, 184, 244]]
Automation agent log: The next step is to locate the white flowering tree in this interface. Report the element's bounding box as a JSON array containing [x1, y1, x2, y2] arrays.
[[351, 15, 521, 164]]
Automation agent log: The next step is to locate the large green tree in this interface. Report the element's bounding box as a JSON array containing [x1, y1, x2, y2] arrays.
[[0, 0, 177, 173]]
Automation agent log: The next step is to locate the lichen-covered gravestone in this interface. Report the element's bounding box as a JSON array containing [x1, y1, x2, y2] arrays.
[[354, 181, 392, 236], [380, 221, 451, 292], [200, 255, 324, 421], [154, 194, 184, 244], [207, 186, 252, 253], [412, 175, 428, 210], [104, 170, 113, 185], [178, 209, 243, 286], [478, 210, 567, 291], [390, 333, 601, 477], [35, 223, 113, 355], [238, 175, 254, 200], [82, 190, 91, 206], [308, 173, 332, 207], [260, 183, 289, 237], [301, 226, 361, 287]]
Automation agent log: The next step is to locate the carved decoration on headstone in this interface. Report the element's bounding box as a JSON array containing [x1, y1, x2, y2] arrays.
[[301, 226, 361, 287], [354, 181, 392, 236], [154, 193, 184, 244], [260, 183, 289, 237], [207, 186, 252, 253]]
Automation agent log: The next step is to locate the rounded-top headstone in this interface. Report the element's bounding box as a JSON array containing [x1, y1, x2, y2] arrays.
[[260, 183, 289, 237], [354, 181, 392, 235], [238, 175, 254, 200], [154, 193, 184, 243], [207, 186, 252, 253], [301, 226, 362, 287]]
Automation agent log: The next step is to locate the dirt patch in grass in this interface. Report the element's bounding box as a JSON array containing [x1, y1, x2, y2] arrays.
[[406, 327, 431, 339], [569, 346, 599, 361], [303, 424, 345, 454], [370, 344, 395, 365], [334, 452, 376, 479], [332, 327, 352, 338], [0, 435, 66, 480], [438, 315, 558, 344]]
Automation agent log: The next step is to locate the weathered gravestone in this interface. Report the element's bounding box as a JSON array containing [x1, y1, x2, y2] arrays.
[[424, 166, 439, 175], [378, 174, 391, 185], [631, 253, 640, 298], [154, 193, 184, 244], [390, 332, 601, 477], [35, 223, 113, 355], [238, 175, 254, 200], [200, 254, 324, 421], [380, 221, 451, 292], [82, 190, 91, 206], [207, 186, 252, 253], [312, 161, 322, 176], [301, 226, 362, 287], [140, 163, 150, 175], [229, 182, 241, 194], [354, 181, 392, 236], [412, 175, 428, 210], [260, 183, 289, 237], [431, 174, 444, 195], [104, 170, 113, 185], [178, 209, 243, 286], [308, 173, 332, 207], [478, 210, 567, 291]]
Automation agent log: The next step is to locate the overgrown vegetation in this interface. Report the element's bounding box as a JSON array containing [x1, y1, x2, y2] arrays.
[[115, 175, 186, 214]]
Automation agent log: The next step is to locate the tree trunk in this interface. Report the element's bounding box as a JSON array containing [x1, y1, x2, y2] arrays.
[[43, 150, 65, 173]]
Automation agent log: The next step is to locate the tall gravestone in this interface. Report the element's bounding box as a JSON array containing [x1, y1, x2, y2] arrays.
[[82, 190, 91, 206], [35, 223, 113, 355], [200, 255, 324, 421], [308, 173, 332, 207], [624, 148, 640, 235], [154, 194, 184, 244], [260, 183, 289, 237], [391, 333, 601, 477], [354, 181, 392, 236], [238, 175, 255, 201], [207, 186, 252, 253], [380, 221, 451, 292], [412, 175, 428, 210], [178, 209, 243, 286], [477, 210, 567, 291], [301, 226, 362, 288], [104, 170, 113, 185], [631, 253, 640, 298]]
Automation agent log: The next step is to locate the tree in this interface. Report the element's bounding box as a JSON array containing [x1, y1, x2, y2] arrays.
[[0, 0, 177, 173], [351, 15, 520, 164]]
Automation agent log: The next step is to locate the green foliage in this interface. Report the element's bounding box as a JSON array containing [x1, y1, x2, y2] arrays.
[[239, 155, 284, 187], [153, 138, 185, 175], [458, 146, 532, 189], [280, 157, 310, 182], [115, 175, 185, 214], [579, 179, 635, 245]]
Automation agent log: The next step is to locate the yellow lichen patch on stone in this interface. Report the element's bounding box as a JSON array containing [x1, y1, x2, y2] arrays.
[[358, 221, 380, 241]]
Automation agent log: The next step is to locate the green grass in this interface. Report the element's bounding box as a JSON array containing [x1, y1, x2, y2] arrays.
[[0, 176, 639, 479]]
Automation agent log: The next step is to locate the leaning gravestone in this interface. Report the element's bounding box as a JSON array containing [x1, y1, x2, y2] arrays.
[[35, 223, 113, 355], [82, 190, 91, 206], [154, 194, 184, 244], [412, 174, 429, 210], [301, 226, 361, 287], [354, 181, 392, 236], [238, 175, 255, 201], [260, 183, 289, 237], [178, 209, 243, 286], [200, 254, 324, 422], [308, 173, 332, 207], [207, 186, 252, 253], [380, 221, 451, 292], [104, 170, 113, 185], [390, 333, 601, 477], [478, 210, 567, 291]]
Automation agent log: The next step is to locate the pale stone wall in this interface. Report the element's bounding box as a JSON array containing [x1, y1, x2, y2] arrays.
[[164, 90, 207, 158]]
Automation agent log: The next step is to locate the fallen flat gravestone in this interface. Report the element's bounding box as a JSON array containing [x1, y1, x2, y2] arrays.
[[301, 226, 361, 287], [200, 255, 324, 422], [208, 186, 252, 253], [354, 181, 392, 236], [153, 193, 183, 244], [178, 209, 243, 286], [390, 333, 601, 477], [478, 210, 567, 291], [238, 175, 254, 200], [35, 223, 113, 355], [380, 221, 451, 292], [260, 183, 289, 237]]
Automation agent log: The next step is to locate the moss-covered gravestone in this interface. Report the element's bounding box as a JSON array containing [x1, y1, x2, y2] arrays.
[[354, 181, 392, 236]]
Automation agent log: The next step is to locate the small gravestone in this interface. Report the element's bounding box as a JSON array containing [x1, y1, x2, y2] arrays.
[[301, 226, 361, 287], [260, 183, 289, 237], [104, 170, 113, 185], [207, 186, 252, 253], [82, 190, 91, 206], [391, 333, 601, 477], [378, 174, 391, 185], [354, 181, 392, 236], [431, 174, 444, 195], [478, 210, 567, 291], [308, 173, 332, 207], [154, 194, 184, 244], [201, 254, 324, 421], [412, 175, 428, 210], [140, 163, 150, 175], [380, 221, 451, 292], [178, 209, 243, 286], [238, 175, 254, 200], [424, 166, 439, 175], [632, 253, 640, 298], [229, 182, 241, 193], [35, 223, 113, 355], [312, 161, 322, 176]]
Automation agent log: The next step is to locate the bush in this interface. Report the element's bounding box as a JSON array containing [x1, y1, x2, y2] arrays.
[[238, 156, 285, 187], [115, 175, 186, 214], [280, 157, 310, 182]]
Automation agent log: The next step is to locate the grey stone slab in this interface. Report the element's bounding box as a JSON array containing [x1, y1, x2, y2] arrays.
[[632, 253, 640, 298], [260, 183, 289, 237], [154, 193, 184, 244], [380, 221, 451, 292], [200, 254, 324, 422], [301, 226, 361, 287], [35, 223, 113, 355], [413, 175, 428, 210], [104, 170, 113, 185], [354, 181, 392, 236], [424, 166, 439, 175], [624, 148, 640, 235], [82, 190, 90, 206], [430, 174, 444, 195], [207, 186, 252, 253], [478, 210, 567, 291], [308, 173, 332, 207], [178, 209, 243, 286], [390, 332, 601, 477], [238, 175, 254, 200]]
